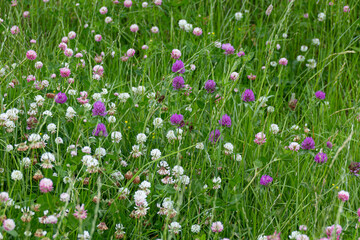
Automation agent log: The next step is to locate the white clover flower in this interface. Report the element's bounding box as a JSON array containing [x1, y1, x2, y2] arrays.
[[235, 153, 242, 162], [153, 118, 163, 128], [235, 12, 243, 20], [296, 55, 305, 62], [42, 134, 50, 141], [195, 142, 204, 150], [6, 145, 13, 152], [136, 133, 147, 144], [223, 142, 234, 155], [306, 59, 317, 69], [11, 170, 23, 181], [111, 131, 122, 143], [270, 124, 280, 134], [55, 137, 63, 144], [169, 222, 181, 234], [47, 123, 57, 133], [191, 224, 201, 233], [95, 148, 106, 157], [108, 116, 116, 123], [184, 23, 193, 32], [28, 133, 41, 142], [267, 106, 275, 113], [178, 19, 187, 29], [22, 157, 31, 167], [318, 12, 326, 21], [312, 38, 320, 46], [172, 165, 184, 177], [150, 149, 161, 160], [118, 93, 130, 103], [300, 45, 308, 52]]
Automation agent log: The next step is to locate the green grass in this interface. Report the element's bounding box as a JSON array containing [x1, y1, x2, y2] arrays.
[[0, 0, 359, 239]]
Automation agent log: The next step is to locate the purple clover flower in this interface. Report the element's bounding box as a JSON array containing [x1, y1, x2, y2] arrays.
[[204, 79, 216, 93], [301, 137, 315, 150], [315, 91, 326, 99], [326, 141, 333, 149], [260, 175, 273, 186], [171, 60, 185, 74], [209, 129, 221, 143], [92, 101, 107, 116], [92, 123, 108, 137], [172, 76, 185, 90], [55, 92, 67, 104], [221, 43, 235, 55], [242, 89, 255, 102], [170, 114, 184, 126], [314, 152, 328, 163], [237, 51, 245, 57], [219, 114, 231, 127]]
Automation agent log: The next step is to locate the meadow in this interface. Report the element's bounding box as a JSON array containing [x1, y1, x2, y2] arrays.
[[0, 0, 359, 239]]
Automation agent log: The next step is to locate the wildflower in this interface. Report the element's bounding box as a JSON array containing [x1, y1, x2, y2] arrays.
[[219, 114, 231, 127], [39, 178, 53, 193], [260, 175, 273, 186], [237, 51, 245, 57], [338, 190, 349, 202], [92, 123, 108, 137], [211, 222, 224, 233], [26, 50, 37, 60], [221, 43, 235, 55], [242, 89, 255, 102], [150, 149, 162, 160], [193, 27, 202, 36], [179, 19, 187, 29], [11, 170, 23, 181], [99, 6, 108, 14], [10, 25, 20, 34], [60, 193, 70, 202], [314, 152, 327, 163], [130, 24, 139, 32], [171, 49, 181, 59], [230, 72, 239, 80], [74, 204, 88, 219], [301, 137, 315, 150], [191, 224, 201, 233], [279, 58, 288, 66], [55, 92, 67, 104], [204, 79, 216, 93], [124, 0, 132, 7], [318, 13, 326, 21], [60, 67, 71, 77], [3, 219, 15, 231], [326, 141, 333, 149], [288, 142, 300, 151], [265, 4, 273, 16], [172, 60, 185, 74], [111, 131, 122, 143], [169, 222, 181, 234], [209, 129, 221, 143], [94, 34, 102, 42], [151, 26, 159, 33], [254, 132, 266, 145], [235, 12, 243, 20], [153, 118, 163, 128], [92, 101, 107, 116], [136, 133, 147, 144], [224, 143, 234, 155], [170, 114, 184, 126], [315, 91, 326, 100], [154, 0, 162, 5], [343, 5, 350, 12], [172, 76, 185, 90]]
